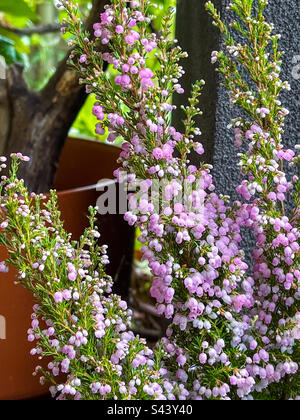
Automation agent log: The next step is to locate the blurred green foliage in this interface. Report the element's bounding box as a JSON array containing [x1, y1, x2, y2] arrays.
[[0, 0, 33, 65], [0, 0, 91, 89]]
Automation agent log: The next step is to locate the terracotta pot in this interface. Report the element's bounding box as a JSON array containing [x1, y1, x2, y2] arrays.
[[0, 137, 134, 400]]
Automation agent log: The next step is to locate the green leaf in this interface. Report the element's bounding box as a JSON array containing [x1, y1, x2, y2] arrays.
[[0, 34, 25, 65], [0, 40, 17, 65], [0, 33, 13, 46], [0, 27, 30, 54], [0, 0, 37, 20]]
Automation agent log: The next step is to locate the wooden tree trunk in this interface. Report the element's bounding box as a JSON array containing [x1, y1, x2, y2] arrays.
[[0, 0, 107, 193]]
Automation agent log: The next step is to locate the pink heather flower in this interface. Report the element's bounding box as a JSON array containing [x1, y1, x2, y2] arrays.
[[95, 329, 105, 339], [68, 271, 77, 282], [54, 292, 63, 303], [128, 19, 137, 28], [124, 212, 137, 226], [199, 353, 207, 364], [176, 354, 187, 366], [230, 376, 237, 385], [233, 294, 251, 312], [61, 358, 70, 373], [130, 30, 140, 40], [165, 304, 174, 319], [116, 116, 125, 125], [119, 300, 127, 310], [176, 369, 188, 383], [115, 25, 124, 34], [107, 132, 117, 143], [94, 29, 102, 38], [153, 147, 163, 160], [259, 349, 269, 363], [257, 107, 270, 118], [122, 64, 130, 72], [141, 78, 155, 88], [164, 207, 173, 217], [267, 192, 277, 201], [194, 143, 204, 155], [102, 52, 112, 63], [145, 44, 154, 53], [130, 66, 138, 74], [278, 149, 295, 161], [174, 203, 184, 213], [10, 153, 30, 162], [234, 128, 243, 147], [125, 35, 135, 45], [0, 220, 8, 229], [118, 74, 131, 88], [128, 56, 135, 65], [93, 23, 101, 31], [0, 261, 8, 273], [62, 290, 72, 301], [146, 120, 158, 133], [249, 339, 258, 350], [172, 132, 183, 142], [95, 123, 106, 136], [31, 319, 39, 329], [162, 144, 174, 159], [165, 287, 175, 304], [47, 327, 55, 336], [79, 54, 87, 64], [92, 105, 105, 121], [139, 67, 154, 79], [100, 12, 111, 25], [211, 51, 218, 64]]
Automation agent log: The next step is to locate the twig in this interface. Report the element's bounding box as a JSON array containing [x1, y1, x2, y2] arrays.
[[0, 23, 62, 36]]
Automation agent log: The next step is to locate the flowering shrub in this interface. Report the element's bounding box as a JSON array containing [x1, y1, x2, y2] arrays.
[[206, 0, 300, 399], [0, 155, 175, 400], [57, 0, 299, 399], [0, 0, 299, 400]]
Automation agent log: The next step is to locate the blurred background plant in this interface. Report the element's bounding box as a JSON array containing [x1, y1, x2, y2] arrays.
[[0, 0, 176, 141]]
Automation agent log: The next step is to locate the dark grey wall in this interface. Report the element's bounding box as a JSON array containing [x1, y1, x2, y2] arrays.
[[174, 0, 300, 259], [213, 0, 300, 200]]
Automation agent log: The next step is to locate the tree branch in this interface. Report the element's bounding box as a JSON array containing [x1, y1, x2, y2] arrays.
[[0, 23, 62, 36]]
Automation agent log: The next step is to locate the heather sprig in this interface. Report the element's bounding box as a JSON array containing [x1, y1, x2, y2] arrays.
[[60, 0, 299, 399], [59, 0, 262, 400], [206, 0, 300, 399], [0, 155, 172, 400]]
